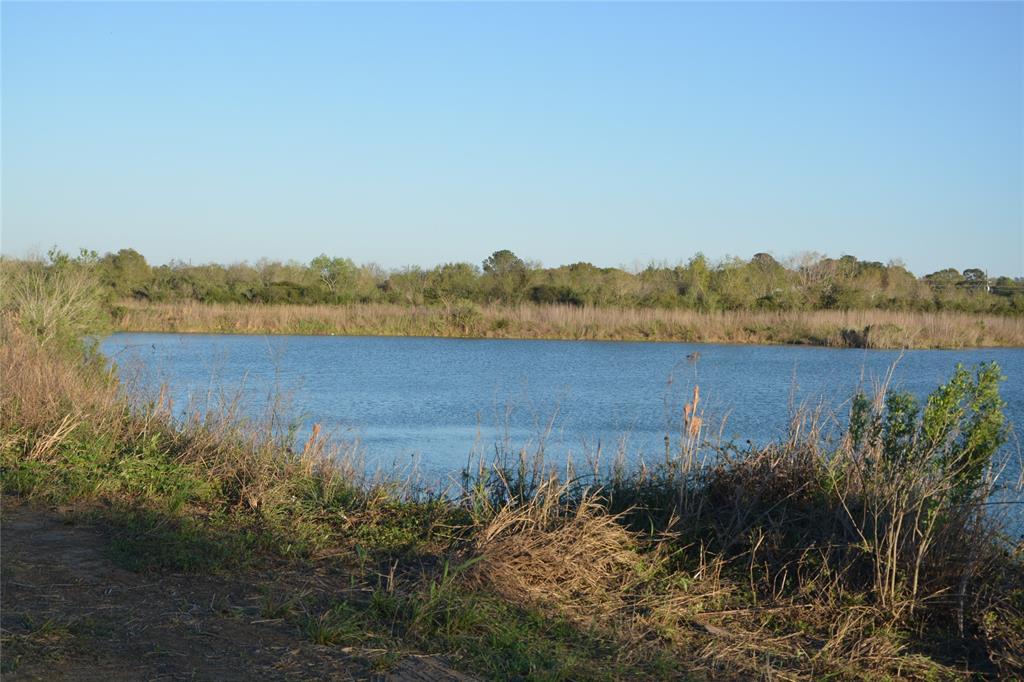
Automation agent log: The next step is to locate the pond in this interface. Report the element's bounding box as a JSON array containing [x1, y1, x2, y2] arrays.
[[102, 333, 1023, 499]]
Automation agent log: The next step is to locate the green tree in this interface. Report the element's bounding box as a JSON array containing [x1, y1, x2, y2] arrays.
[[962, 268, 988, 292], [481, 250, 529, 303], [100, 248, 151, 298], [310, 255, 358, 299], [482, 250, 525, 277], [425, 262, 481, 305], [385, 266, 427, 305], [925, 268, 963, 287]]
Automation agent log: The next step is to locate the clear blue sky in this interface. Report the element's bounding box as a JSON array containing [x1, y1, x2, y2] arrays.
[[2, 1, 1022, 275]]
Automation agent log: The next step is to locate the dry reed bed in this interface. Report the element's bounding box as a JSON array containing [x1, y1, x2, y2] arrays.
[[114, 301, 1024, 348]]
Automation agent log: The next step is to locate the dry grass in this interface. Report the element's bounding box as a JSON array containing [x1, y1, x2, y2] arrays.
[[113, 300, 1024, 349], [461, 468, 1001, 679], [468, 480, 652, 621], [0, 320, 120, 456]]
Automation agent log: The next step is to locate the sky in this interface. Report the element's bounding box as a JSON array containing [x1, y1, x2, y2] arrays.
[[2, 2, 1022, 276]]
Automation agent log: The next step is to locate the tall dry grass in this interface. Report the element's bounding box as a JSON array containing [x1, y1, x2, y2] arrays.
[[114, 300, 1024, 348]]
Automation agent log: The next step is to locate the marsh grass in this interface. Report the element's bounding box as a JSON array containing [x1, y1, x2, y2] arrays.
[[115, 300, 1024, 349]]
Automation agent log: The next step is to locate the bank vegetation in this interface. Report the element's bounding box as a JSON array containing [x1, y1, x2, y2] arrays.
[[115, 299, 1024, 348]]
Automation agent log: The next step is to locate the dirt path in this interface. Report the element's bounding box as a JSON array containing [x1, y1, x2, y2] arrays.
[[1, 502, 473, 681]]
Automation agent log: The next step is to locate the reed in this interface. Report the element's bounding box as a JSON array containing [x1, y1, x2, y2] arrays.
[[113, 300, 1024, 349]]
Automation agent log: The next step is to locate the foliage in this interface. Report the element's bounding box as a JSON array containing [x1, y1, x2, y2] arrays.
[[13, 246, 1019, 314], [0, 249, 109, 353], [849, 363, 1007, 501]]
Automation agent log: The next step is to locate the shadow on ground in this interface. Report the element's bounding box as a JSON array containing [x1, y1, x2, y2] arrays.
[[0, 502, 474, 681]]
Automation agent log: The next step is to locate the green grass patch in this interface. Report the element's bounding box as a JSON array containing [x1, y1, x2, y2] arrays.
[[106, 509, 255, 573], [353, 500, 471, 554], [302, 586, 686, 681]]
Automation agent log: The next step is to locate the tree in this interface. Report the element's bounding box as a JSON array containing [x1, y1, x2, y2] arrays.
[[384, 266, 427, 305], [962, 268, 987, 290], [749, 253, 787, 300], [924, 268, 963, 288], [309, 254, 357, 297], [482, 249, 526, 277], [680, 253, 712, 309], [787, 252, 831, 304], [481, 250, 529, 303], [100, 248, 151, 298], [425, 262, 480, 305]]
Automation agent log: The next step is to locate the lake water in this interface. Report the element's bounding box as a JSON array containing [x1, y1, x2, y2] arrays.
[[101, 333, 1024, 493]]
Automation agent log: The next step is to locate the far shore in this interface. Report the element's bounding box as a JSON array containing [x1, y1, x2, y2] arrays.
[[112, 300, 1024, 350]]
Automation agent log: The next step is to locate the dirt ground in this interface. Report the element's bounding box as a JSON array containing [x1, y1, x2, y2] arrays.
[[1, 502, 474, 681]]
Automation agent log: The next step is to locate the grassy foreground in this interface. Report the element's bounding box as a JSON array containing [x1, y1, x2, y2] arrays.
[[3, 279, 1024, 678], [112, 300, 1024, 349]]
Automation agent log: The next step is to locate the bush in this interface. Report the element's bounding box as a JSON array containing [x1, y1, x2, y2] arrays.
[[448, 299, 483, 333], [0, 252, 108, 352], [529, 284, 584, 306]]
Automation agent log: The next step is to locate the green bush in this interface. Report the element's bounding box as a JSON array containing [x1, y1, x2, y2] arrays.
[[0, 250, 109, 352], [849, 362, 1007, 502]]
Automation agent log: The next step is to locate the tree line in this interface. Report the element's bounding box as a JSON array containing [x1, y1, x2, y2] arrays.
[[16, 247, 1024, 314]]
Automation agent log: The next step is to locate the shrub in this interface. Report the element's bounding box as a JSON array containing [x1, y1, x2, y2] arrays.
[[447, 299, 483, 334], [0, 252, 108, 352]]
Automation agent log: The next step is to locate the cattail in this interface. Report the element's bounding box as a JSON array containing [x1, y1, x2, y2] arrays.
[[303, 422, 322, 456], [687, 415, 702, 439], [682, 385, 702, 438]]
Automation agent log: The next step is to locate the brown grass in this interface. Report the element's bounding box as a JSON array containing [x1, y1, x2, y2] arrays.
[[113, 300, 1024, 349], [0, 320, 120, 458], [462, 468, 1009, 679], [468, 480, 653, 622]]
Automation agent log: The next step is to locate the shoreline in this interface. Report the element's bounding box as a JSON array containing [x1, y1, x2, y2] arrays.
[[105, 326, 1024, 352], [112, 301, 1024, 350]]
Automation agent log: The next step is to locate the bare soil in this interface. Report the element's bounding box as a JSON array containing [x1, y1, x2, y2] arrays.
[[1, 501, 474, 681]]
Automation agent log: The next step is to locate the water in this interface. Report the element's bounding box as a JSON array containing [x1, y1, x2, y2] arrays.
[[101, 333, 1023, 490]]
